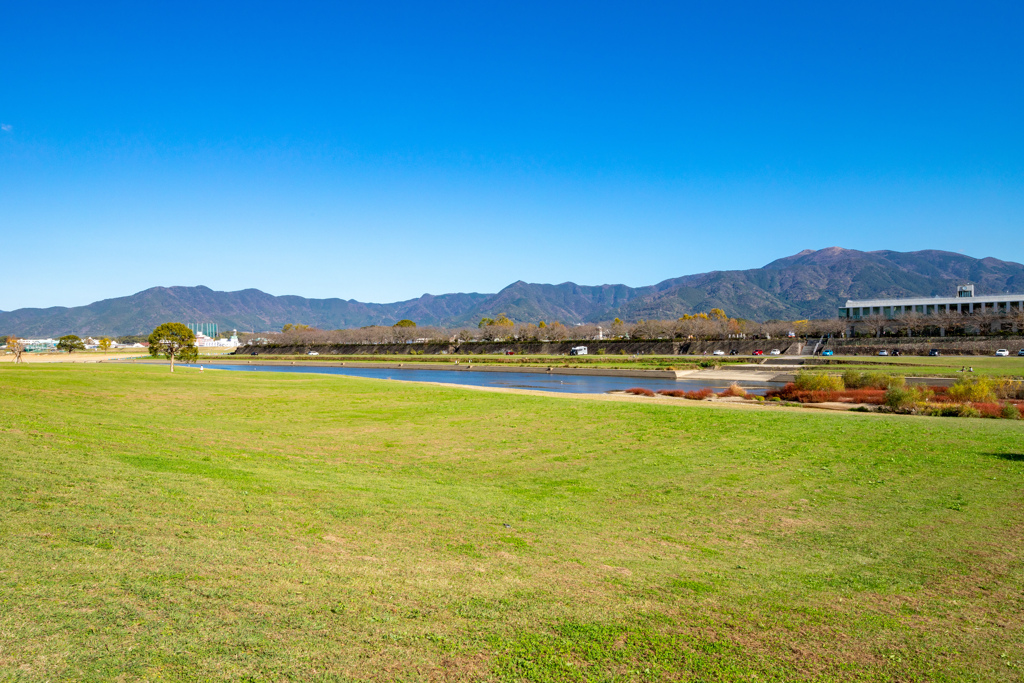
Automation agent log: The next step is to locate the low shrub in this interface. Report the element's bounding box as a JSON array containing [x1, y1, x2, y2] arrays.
[[794, 372, 844, 392], [924, 403, 970, 417], [717, 383, 748, 398], [767, 384, 887, 405], [972, 402, 1004, 419], [996, 379, 1024, 400], [884, 386, 932, 412], [624, 387, 656, 397], [840, 388, 888, 404], [842, 370, 902, 390], [1004, 403, 1023, 420], [658, 387, 714, 400], [948, 376, 997, 403]]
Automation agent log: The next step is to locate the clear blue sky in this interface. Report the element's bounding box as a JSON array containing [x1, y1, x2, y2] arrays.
[[2, 1, 1022, 311]]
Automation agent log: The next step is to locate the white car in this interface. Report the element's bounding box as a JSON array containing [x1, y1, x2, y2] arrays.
[[995, 349, 1010, 357], [878, 350, 888, 356], [770, 349, 781, 355], [307, 351, 319, 356], [712, 350, 725, 356]]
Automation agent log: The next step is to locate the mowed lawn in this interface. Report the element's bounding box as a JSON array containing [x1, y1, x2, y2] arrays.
[[1, 365, 1023, 682]]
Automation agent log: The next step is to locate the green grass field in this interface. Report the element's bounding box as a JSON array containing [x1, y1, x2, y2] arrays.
[[2, 364, 1023, 681], [811, 355, 1024, 379]]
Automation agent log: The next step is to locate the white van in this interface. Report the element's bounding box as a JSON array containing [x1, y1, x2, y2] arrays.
[[569, 346, 588, 356]]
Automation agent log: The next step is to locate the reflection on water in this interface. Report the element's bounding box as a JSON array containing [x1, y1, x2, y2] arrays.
[[194, 363, 782, 396]]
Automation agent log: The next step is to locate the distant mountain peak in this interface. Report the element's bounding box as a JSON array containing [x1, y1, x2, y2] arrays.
[[2, 248, 1023, 336]]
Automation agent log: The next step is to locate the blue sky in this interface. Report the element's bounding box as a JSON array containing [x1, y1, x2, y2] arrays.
[[1, 1, 1022, 311]]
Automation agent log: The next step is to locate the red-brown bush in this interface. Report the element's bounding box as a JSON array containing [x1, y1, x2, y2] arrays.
[[717, 383, 748, 398], [972, 402, 1004, 418], [624, 387, 656, 397], [765, 384, 886, 404], [657, 388, 714, 400]]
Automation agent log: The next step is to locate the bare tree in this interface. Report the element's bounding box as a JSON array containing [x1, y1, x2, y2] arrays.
[[5, 337, 25, 364], [1009, 306, 1024, 334], [933, 309, 963, 337], [861, 314, 889, 338], [892, 312, 924, 338]]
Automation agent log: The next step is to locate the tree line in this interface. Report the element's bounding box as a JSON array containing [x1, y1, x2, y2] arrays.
[[853, 308, 1024, 338], [249, 312, 854, 347]]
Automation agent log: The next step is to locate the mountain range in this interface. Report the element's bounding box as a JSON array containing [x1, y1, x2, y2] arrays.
[[3, 247, 1024, 337]]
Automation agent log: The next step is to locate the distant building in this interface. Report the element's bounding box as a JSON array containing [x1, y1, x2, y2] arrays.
[[18, 338, 59, 351], [839, 284, 1024, 334], [187, 323, 218, 338]]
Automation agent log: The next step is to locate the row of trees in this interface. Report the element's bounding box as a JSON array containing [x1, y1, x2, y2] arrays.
[[3, 327, 195, 371], [255, 308, 1024, 347], [254, 313, 853, 346], [854, 308, 1024, 338]]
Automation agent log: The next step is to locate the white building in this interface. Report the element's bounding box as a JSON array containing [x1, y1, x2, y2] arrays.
[[840, 284, 1024, 333]]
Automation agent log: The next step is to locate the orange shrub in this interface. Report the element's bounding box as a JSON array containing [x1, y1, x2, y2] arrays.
[[717, 383, 748, 398]]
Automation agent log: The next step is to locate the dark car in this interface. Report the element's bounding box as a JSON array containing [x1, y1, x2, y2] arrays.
[[891, 350, 902, 357], [729, 350, 739, 355], [929, 349, 940, 356], [250, 351, 259, 356], [1019, 349, 1024, 357]]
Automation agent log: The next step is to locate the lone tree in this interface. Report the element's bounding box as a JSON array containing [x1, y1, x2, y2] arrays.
[[148, 323, 199, 372], [57, 335, 85, 353], [393, 319, 416, 328], [4, 336, 25, 364], [98, 337, 113, 351]]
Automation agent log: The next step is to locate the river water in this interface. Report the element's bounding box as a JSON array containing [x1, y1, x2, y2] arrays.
[[195, 363, 782, 395]]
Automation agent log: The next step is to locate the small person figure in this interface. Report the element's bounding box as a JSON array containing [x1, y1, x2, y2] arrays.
[[200, 365, 204, 373], [969, 366, 974, 372]]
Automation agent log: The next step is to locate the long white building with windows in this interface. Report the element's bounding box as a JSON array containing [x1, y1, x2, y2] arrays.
[[839, 284, 1024, 332]]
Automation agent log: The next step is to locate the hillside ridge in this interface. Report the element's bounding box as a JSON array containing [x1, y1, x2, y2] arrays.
[[3, 248, 1023, 336]]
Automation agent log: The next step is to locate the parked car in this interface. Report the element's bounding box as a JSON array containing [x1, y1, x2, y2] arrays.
[[504, 350, 515, 355], [821, 349, 834, 356], [929, 349, 941, 356], [878, 350, 888, 356], [752, 349, 764, 356], [569, 346, 588, 356], [250, 351, 259, 356], [787, 331, 797, 338], [1019, 349, 1024, 357], [729, 349, 739, 355], [770, 349, 781, 355], [995, 349, 1010, 357], [891, 350, 902, 357], [712, 350, 725, 356], [307, 351, 319, 356]]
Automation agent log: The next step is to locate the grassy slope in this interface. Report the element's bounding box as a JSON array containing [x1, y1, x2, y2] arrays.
[[811, 356, 1024, 379], [1, 365, 1023, 682]]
